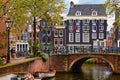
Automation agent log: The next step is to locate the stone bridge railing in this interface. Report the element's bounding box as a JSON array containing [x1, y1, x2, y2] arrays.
[[50, 53, 120, 74]]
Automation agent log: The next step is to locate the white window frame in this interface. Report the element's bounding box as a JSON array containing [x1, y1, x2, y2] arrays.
[[92, 33, 97, 39], [76, 20, 80, 26], [99, 33, 104, 39], [75, 11, 81, 16], [99, 19, 104, 23], [75, 33, 80, 42], [54, 38, 58, 45], [99, 26, 104, 30], [83, 20, 90, 24], [92, 11, 97, 16], [92, 20, 97, 25], [82, 33, 89, 42], [69, 20, 73, 26], [83, 25, 89, 30], [59, 38, 63, 45], [59, 30, 63, 37], [76, 25, 80, 32], [54, 30, 58, 37], [92, 25, 96, 32], [69, 33, 74, 42]]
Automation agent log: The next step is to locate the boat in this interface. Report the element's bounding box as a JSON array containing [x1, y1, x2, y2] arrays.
[[0, 72, 34, 80], [34, 70, 56, 79]]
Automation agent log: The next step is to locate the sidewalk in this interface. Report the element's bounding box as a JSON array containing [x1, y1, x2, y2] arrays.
[[10, 57, 26, 63]]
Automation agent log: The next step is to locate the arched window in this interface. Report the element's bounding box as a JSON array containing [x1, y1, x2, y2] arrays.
[[92, 11, 97, 16], [75, 11, 81, 16]]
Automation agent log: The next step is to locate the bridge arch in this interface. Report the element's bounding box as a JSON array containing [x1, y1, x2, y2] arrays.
[[69, 55, 115, 72]]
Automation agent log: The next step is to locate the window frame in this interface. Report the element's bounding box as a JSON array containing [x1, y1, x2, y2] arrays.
[[75, 33, 80, 42], [75, 11, 81, 16], [82, 33, 89, 42], [92, 11, 97, 16], [69, 33, 74, 42]]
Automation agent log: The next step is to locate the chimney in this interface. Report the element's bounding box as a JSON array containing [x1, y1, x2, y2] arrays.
[[70, 1, 74, 8]]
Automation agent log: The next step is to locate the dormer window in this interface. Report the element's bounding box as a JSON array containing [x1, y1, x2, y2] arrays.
[[92, 11, 97, 16], [75, 11, 81, 16]]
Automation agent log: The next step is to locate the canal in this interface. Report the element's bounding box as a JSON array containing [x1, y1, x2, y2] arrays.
[[43, 63, 120, 80]]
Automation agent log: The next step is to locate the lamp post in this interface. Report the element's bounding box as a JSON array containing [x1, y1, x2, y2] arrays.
[[5, 18, 13, 63]]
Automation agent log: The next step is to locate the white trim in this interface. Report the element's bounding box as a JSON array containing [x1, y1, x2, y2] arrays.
[[117, 40, 120, 47], [75, 33, 80, 42], [69, 33, 74, 42], [75, 11, 81, 16], [67, 16, 107, 20], [91, 11, 97, 16], [67, 44, 92, 46]]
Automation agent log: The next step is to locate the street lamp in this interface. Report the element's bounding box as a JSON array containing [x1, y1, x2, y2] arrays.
[[5, 18, 13, 63]]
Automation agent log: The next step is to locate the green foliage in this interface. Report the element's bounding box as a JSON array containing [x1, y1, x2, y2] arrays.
[[0, 57, 6, 65], [37, 51, 49, 62], [28, 40, 44, 56], [0, 0, 66, 56], [104, 0, 120, 26]]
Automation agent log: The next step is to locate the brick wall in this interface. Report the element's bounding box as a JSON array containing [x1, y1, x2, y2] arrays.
[[0, 58, 49, 75]]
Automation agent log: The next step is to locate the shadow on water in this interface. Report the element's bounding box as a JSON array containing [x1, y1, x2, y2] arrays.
[[43, 64, 120, 80]]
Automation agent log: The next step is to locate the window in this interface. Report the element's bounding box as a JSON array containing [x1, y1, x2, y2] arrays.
[[47, 29, 50, 34], [76, 26, 80, 32], [29, 33, 32, 38], [99, 19, 104, 23], [28, 25, 32, 32], [75, 33, 80, 42], [82, 33, 89, 42], [92, 11, 97, 16], [92, 20, 97, 25], [99, 26, 104, 30], [75, 11, 81, 16], [83, 20, 90, 24], [54, 30, 58, 37], [69, 20, 73, 26], [69, 33, 74, 42], [60, 38, 63, 45], [92, 33, 97, 39], [83, 25, 89, 30], [76, 20, 80, 26], [41, 21, 46, 27], [59, 30, 63, 37], [42, 30, 46, 34], [47, 37, 50, 43], [17, 44, 19, 51], [54, 38, 58, 44], [92, 25, 96, 32], [99, 33, 104, 39]]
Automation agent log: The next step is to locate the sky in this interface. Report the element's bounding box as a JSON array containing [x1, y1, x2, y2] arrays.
[[63, 0, 115, 31], [65, 0, 106, 4]]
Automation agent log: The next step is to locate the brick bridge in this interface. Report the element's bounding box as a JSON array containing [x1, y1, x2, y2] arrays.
[[50, 53, 120, 74]]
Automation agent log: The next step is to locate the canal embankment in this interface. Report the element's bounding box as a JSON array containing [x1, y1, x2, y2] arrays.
[[0, 57, 49, 75]]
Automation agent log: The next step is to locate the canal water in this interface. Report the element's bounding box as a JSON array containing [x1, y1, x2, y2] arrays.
[[43, 63, 120, 80]]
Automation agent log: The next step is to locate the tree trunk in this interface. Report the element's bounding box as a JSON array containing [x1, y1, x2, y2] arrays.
[[33, 17, 37, 56]]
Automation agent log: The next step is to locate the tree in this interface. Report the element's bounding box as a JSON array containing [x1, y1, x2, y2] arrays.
[[0, 0, 66, 56], [105, 0, 120, 25]]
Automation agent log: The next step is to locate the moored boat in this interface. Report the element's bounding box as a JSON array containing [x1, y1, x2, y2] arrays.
[[0, 72, 34, 80], [34, 70, 56, 79]]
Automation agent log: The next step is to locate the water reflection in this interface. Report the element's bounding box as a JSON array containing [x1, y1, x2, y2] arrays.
[[43, 64, 120, 80]]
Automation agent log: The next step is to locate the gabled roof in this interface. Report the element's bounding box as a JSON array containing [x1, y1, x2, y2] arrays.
[[67, 4, 106, 16]]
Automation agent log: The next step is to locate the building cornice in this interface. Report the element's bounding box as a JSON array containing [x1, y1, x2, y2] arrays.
[[67, 16, 107, 20]]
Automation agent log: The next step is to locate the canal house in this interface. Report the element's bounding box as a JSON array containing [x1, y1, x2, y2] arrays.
[[65, 2, 107, 53]]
